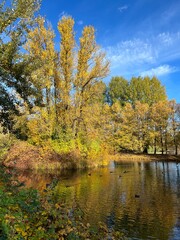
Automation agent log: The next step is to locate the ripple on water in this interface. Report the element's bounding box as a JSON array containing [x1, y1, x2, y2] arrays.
[[16, 161, 180, 240]]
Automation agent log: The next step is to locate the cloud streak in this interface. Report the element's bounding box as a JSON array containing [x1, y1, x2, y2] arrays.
[[118, 5, 128, 13], [106, 31, 180, 77], [107, 39, 154, 67]]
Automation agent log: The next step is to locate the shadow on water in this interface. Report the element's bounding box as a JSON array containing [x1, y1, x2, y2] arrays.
[[15, 161, 180, 240]]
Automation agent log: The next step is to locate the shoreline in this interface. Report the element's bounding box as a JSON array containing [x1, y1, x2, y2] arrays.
[[2, 142, 180, 171], [113, 153, 180, 163]]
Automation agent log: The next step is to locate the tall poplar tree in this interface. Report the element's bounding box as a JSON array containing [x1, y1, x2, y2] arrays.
[[23, 16, 109, 145], [57, 16, 75, 130], [74, 26, 109, 136]]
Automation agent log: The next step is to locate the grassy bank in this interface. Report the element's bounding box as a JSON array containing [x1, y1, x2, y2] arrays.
[[113, 153, 180, 163]]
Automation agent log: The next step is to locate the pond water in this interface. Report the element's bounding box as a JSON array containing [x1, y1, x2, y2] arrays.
[[16, 161, 180, 240]]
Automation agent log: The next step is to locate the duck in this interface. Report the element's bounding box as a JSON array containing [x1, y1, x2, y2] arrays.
[[135, 194, 140, 198]]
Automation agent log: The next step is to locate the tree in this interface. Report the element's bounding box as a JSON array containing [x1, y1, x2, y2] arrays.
[[73, 25, 109, 137], [110, 101, 150, 153], [109, 102, 138, 152], [0, 0, 40, 131], [169, 100, 180, 155], [133, 101, 150, 153], [25, 17, 56, 112], [108, 76, 129, 106], [57, 16, 75, 129], [128, 76, 167, 106], [150, 101, 171, 154], [107, 76, 167, 107], [20, 16, 109, 148]]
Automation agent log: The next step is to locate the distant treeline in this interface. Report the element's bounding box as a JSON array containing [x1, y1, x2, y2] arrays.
[[107, 76, 180, 155]]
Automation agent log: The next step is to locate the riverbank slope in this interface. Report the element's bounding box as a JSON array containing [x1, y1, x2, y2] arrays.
[[2, 141, 109, 170]]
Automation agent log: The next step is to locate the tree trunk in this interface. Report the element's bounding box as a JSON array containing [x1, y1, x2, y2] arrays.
[[143, 146, 148, 154], [175, 145, 178, 155], [46, 87, 50, 115], [161, 135, 164, 155], [54, 76, 59, 125], [154, 137, 157, 155], [165, 132, 168, 155]]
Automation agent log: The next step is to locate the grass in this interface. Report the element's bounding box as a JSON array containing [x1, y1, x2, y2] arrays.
[[113, 152, 180, 163]]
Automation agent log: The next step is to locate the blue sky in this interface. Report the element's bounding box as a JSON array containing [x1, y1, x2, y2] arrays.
[[40, 0, 180, 102]]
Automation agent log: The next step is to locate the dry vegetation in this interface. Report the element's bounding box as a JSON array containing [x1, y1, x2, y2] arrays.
[[113, 153, 180, 163], [3, 141, 81, 170]]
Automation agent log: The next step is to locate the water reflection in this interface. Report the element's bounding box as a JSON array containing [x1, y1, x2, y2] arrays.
[[15, 161, 180, 240]]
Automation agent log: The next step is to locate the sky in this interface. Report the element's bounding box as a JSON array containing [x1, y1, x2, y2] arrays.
[[40, 0, 180, 102]]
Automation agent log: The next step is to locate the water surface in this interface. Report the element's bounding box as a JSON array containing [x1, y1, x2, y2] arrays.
[[16, 161, 180, 240]]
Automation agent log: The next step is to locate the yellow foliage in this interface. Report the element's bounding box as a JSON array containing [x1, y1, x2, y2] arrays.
[[27, 107, 55, 145]]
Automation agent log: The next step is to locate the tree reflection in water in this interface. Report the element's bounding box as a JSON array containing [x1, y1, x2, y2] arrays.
[[15, 161, 180, 240]]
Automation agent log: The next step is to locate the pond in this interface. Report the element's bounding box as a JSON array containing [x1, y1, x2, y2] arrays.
[[16, 161, 180, 240]]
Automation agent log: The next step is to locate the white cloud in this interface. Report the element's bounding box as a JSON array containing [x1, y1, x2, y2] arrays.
[[157, 32, 173, 46], [140, 65, 177, 77], [107, 39, 155, 68], [106, 32, 180, 76], [118, 5, 128, 13]]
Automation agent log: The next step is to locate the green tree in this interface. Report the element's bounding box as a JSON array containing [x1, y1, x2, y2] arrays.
[[108, 76, 129, 106], [129, 76, 167, 106]]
